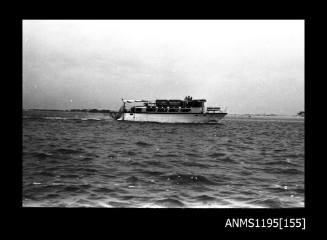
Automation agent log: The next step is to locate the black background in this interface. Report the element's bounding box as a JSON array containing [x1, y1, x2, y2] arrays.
[[3, 1, 319, 236]]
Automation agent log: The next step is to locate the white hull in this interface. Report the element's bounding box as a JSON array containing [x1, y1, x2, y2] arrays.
[[117, 113, 227, 123]]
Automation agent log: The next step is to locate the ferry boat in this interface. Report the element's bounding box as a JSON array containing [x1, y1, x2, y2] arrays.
[[109, 96, 227, 123]]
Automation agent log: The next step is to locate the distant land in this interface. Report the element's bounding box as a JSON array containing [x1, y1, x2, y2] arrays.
[[23, 108, 114, 113], [23, 109, 304, 117]]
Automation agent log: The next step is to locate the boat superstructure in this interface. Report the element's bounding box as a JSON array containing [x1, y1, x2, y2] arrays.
[[109, 96, 227, 123]]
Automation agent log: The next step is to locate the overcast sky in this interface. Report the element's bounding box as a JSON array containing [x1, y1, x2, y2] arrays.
[[23, 20, 304, 114]]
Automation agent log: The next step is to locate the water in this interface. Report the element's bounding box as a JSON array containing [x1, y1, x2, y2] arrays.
[[23, 110, 304, 208]]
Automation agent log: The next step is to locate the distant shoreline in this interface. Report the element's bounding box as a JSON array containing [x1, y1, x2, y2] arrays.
[[23, 109, 304, 118], [23, 108, 113, 113], [226, 114, 304, 119]]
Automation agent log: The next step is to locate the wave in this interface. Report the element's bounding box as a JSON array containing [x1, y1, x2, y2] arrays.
[[107, 201, 131, 208], [216, 199, 266, 208], [142, 160, 168, 167], [270, 168, 303, 175], [58, 174, 80, 179], [155, 198, 185, 207], [83, 168, 99, 174], [53, 148, 84, 154], [184, 152, 202, 157], [153, 153, 179, 158], [38, 171, 57, 177], [126, 151, 137, 156], [120, 195, 136, 201], [207, 152, 226, 158], [212, 156, 238, 164], [62, 185, 83, 193], [31, 152, 54, 159], [183, 162, 208, 168], [265, 160, 300, 167], [239, 170, 253, 176], [247, 197, 283, 208], [135, 141, 153, 147], [195, 194, 217, 202], [295, 188, 304, 194], [92, 187, 116, 194], [127, 161, 147, 167], [126, 176, 140, 183], [164, 174, 216, 186], [138, 170, 164, 177]]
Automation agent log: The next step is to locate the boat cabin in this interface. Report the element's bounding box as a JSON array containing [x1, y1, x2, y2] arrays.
[[127, 96, 207, 114]]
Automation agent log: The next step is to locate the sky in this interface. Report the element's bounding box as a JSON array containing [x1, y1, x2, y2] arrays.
[[23, 20, 304, 114]]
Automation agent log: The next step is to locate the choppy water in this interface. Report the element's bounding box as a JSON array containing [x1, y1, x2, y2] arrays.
[[23, 110, 304, 208]]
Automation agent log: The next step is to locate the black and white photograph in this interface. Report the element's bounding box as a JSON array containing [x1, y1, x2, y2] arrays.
[[22, 20, 304, 208]]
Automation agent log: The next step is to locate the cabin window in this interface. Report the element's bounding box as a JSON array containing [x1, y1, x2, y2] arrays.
[[169, 101, 182, 107], [190, 101, 204, 107], [157, 108, 167, 112], [169, 108, 179, 112], [181, 108, 191, 112], [184, 102, 193, 108], [156, 100, 169, 108], [135, 108, 143, 112], [146, 107, 156, 112]]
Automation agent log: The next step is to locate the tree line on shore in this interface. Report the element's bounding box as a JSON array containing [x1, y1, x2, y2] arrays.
[[23, 109, 304, 116], [24, 109, 114, 113], [70, 109, 113, 113]]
